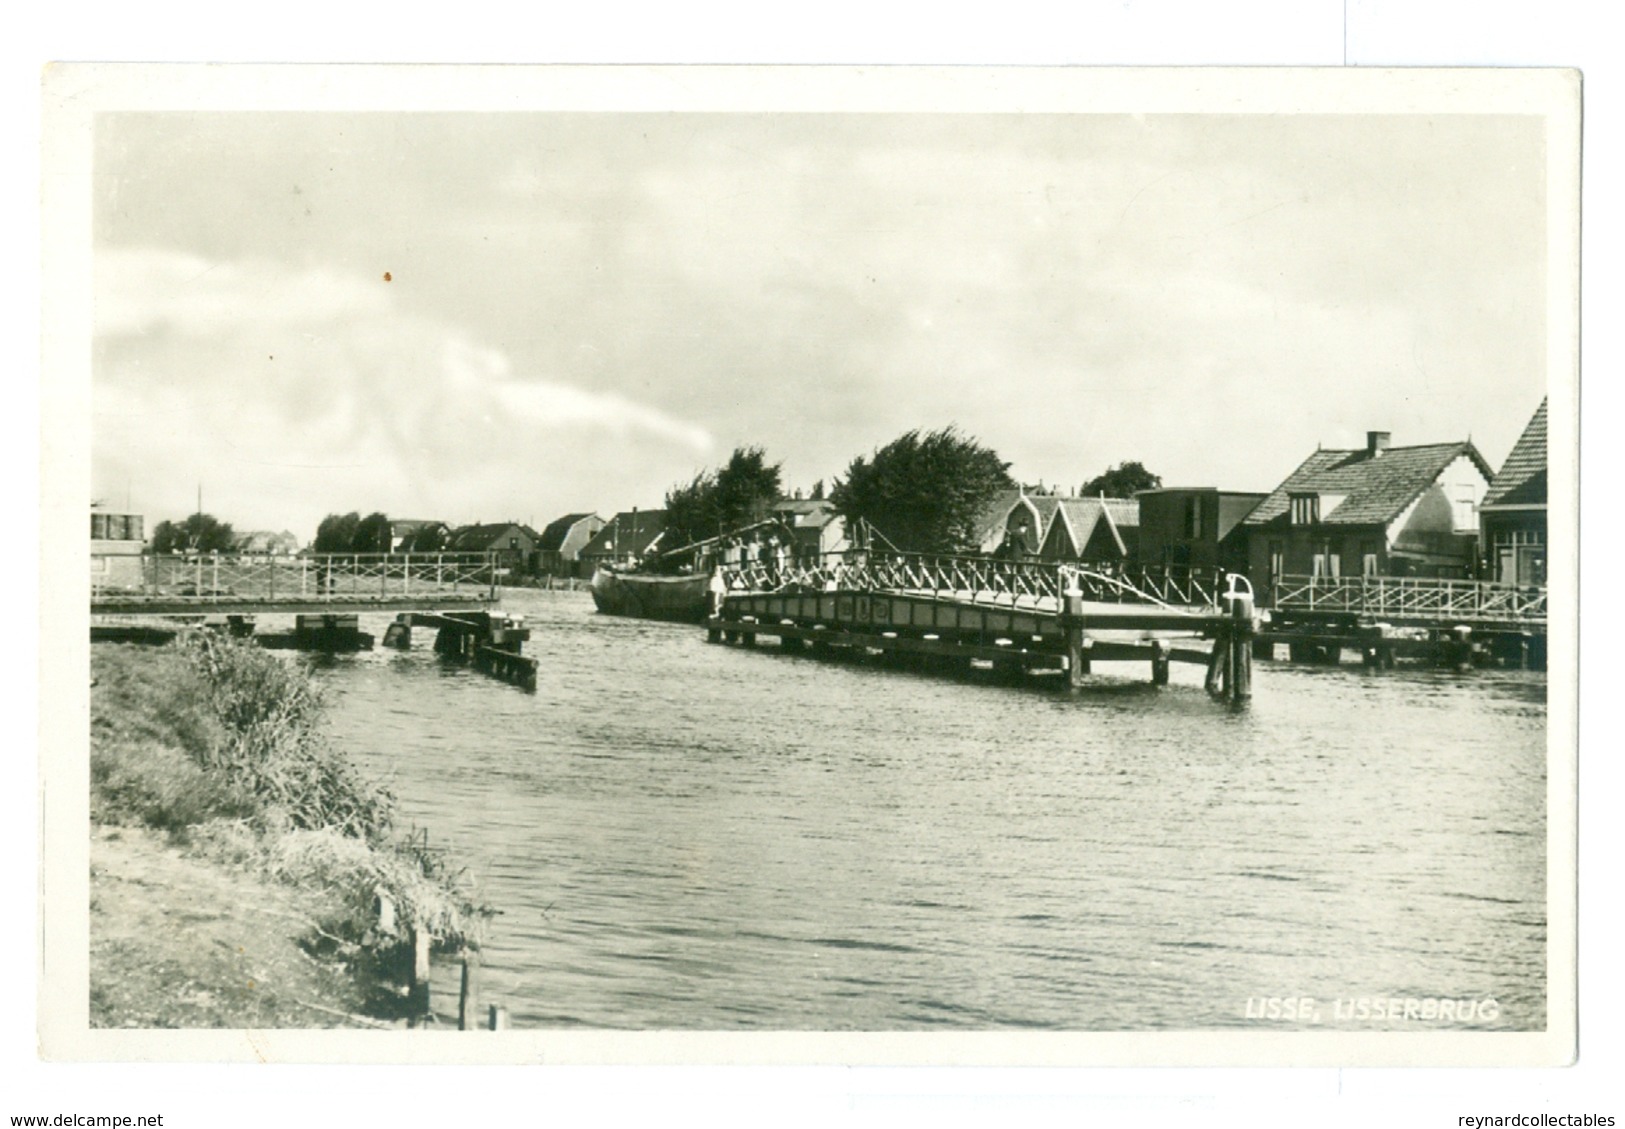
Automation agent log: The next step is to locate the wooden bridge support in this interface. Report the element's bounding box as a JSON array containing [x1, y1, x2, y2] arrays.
[[1228, 593, 1253, 704], [384, 615, 412, 649], [1151, 639, 1170, 686], [1449, 625, 1475, 672], [422, 612, 538, 690], [1062, 586, 1090, 688]]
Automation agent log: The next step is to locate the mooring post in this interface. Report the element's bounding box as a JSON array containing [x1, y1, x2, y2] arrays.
[[1063, 578, 1089, 687], [1151, 639, 1170, 686], [488, 1005, 510, 1031], [458, 952, 481, 1031], [409, 927, 432, 1023], [1206, 629, 1230, 697], [1228, 591, 1254, 704]]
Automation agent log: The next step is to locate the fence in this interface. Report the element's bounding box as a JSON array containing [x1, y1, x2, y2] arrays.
[[90, 552, 500, 606], [1269, 573, 1548, 624], [720, 551, 1226, 610]]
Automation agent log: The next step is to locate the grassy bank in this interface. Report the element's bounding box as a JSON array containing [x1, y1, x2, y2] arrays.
[[90, 633, 489, 1028]]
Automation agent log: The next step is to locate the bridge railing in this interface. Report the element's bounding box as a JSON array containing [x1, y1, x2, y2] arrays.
[[721, 551, 1226, 610], [1269, 573, 1547, 624], [91, 551, 500, 605]]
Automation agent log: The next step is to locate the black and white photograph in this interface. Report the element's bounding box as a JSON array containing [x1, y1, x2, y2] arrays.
[[38, 60, 1581, 1089]]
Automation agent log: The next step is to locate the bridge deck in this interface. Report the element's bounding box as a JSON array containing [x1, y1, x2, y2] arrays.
[[92, 593, 494, 616]]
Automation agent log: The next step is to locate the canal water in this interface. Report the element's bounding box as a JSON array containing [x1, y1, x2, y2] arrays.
[[311, 589, 1547, 1032]]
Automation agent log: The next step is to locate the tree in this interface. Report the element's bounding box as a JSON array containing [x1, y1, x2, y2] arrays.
[[352, 512, 393, 553], [662, 445, 784, 550], [314, 512, 361, 553], [830, 427, 1014, 554], [150, 513, 237, 553], [1079, 461, 1162, 498], [405, 523, 449, 552]]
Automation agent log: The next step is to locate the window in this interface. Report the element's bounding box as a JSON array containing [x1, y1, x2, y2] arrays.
[[1313, 542, 1339, 578], [1362, 541, 1380, 577], [1185, 496, 1203, 539], [1269, 541, 1284, 582], [1289, 493, 1319, 525]]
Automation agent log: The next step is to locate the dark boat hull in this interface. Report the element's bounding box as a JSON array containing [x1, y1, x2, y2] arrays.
[[589, 568, 712, 623]]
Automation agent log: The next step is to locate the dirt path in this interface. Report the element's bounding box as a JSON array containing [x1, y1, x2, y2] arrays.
[[90, 825, 390, 1028]]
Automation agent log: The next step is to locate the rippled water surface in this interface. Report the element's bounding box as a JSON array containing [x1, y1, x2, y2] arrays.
[[309, 589, 1547, 1031]]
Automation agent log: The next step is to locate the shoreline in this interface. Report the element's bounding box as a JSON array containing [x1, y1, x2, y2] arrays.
[[89, 635, 487, 1029]]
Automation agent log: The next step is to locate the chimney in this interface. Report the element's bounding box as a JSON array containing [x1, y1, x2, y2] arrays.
[[1367, 431, 1391, 458]]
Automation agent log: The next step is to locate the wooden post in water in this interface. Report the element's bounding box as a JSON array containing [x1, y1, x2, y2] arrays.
[[1205, 629, 1230, 697], [1063, 580, 1090, 687], [488, 1004, 510, 1031], [1450, 625, 1474, 672], [1228, 591, 1254, 704], [1150, 639, 1170, 686], [458, 953, 481, 1031]]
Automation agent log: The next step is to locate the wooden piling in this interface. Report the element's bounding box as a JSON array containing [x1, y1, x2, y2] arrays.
[[1228, 593, 1253, 703], [1450, 625, 1474, 672], [458, 953, 481, 1031], [488, 1004, 510, 1031], [1063, 585, 1089, 688], [1205, 631, 1230, 697], [1151, 639, 1170, 686], [409, 927, 432, 1022]]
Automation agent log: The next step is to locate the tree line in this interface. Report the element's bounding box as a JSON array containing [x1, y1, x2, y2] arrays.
[[143, 432, 1159, 559], [662, 427, 1160, 556]]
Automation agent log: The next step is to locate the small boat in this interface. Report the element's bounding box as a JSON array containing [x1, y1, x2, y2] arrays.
[[589, 567, 715, 623]]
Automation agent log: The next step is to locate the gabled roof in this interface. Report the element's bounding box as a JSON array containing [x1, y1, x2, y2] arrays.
[[449, 522, 543, 550], [580, 510, 668, 557], [1048, 497, 1140, 557], [769, 498, 842, 529], [536, 512, 600, 551], [1482, 399, 1548, 508], [973, 489, 1062, 549], [1245, 441, 1493, 527]]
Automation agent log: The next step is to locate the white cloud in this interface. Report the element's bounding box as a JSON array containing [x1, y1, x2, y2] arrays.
[[93, 248, 714, 533]]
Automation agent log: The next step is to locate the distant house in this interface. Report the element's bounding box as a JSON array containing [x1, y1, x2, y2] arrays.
[[1135, 488, 1266, 574], [971, 489, 1138, 565], [973, 489, 1061, 556], [233, 530, 300, 555], [768, 497, 848, 563], [448, 521, 545, 576], [1479, 398, 1547, 586], [389, 519, 451, 554], [536, 512, 605, 578], [90, 504, 145, 590], [578, 510, 668, 570], [1243, 431, 1493, 587], [1036, 496, 1140, 566]]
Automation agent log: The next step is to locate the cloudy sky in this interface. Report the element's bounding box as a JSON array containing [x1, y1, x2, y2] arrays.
[[93, 111, 1548, 540]]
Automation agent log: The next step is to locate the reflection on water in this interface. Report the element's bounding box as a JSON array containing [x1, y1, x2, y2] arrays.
[[307, 589, 1546, 1031]]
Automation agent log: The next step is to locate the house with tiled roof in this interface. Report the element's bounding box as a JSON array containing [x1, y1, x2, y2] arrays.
[[1480, 399, 1548, 586], [388, 519, 451, 553], [1037, 496, 1140, 565], [1244, 431, 1494, 587], [973, 489, 1061, 556], [578, 509, 668, 570], [768, 497, 849, 562], [536, 512, 605, 577], [1135, 488, 1266, 574], [448, 521, 545, 576]]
